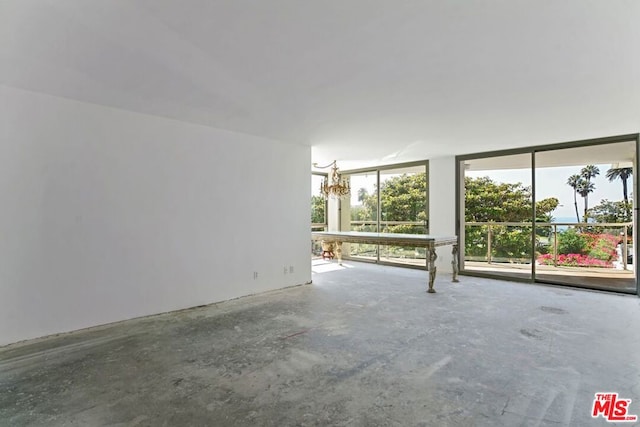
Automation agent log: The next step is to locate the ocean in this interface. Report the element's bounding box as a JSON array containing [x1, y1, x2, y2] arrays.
[[552, 216, 580, 224]]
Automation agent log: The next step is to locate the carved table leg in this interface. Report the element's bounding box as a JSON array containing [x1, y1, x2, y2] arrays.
[[335, 241, 343, 265], [452, 244, 460, 282], [427, 248, 438, 293]]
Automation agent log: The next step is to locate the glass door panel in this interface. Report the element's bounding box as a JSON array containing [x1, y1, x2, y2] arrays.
[[345, 171, 379, 261], [311, 174, 327, 258], [379, 165, 428, 266], [461, 153, 533, 280], [311, 174, 327, 231], [534, 141, 636, 292]]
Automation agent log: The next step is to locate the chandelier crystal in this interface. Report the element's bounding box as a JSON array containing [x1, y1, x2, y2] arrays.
[[315, 160, 350, 199]]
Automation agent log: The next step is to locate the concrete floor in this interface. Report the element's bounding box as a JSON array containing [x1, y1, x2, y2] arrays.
[[1, 261, 640, 426]]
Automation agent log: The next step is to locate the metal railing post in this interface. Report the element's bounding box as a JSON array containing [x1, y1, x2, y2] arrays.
[[623, 226, 628, 271], [460, 221, 633, 273], [487, 224, 492, 264], [553, 224, 558, 266]]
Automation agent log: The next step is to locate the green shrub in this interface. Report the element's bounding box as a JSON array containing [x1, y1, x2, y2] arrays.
[[465, 225, 538, 260], [556, 228, 588, 255], [385, 224, 425, 234], [492, 226, 531, 259], [465, 226, 488, 258]]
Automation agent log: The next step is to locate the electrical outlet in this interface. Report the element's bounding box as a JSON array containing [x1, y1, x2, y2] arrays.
[[289, 266, 294, 274], [283, 267, 288, 275], [253, 271, 258, 280]]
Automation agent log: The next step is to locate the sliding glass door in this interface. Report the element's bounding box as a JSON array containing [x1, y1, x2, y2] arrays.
[[342, 161, 429, 268], [346, 171, 379, 262], [379, 166, 428, 266], [311, 173, 328, 258], [461, 153, 533, 281], [534, 141, 636, 292], [457, 135, 638, 294]]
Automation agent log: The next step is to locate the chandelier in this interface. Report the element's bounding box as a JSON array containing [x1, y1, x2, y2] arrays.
[[314, 160, 350, 199]]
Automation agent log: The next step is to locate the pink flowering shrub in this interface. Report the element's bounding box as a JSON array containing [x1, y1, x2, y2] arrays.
[[538, 232, 619, 268], [583, 233, 618, 262], [537, 253, 613, 268]]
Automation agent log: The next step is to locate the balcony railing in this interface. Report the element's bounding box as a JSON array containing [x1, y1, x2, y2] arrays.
[[311, 223, 328, 231], [346, 221, 428, 264], [465, 221, 632, 269], [350, 220, 428, 234]]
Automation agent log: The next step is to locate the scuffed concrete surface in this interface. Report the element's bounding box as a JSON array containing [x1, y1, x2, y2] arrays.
[[1, 260, 640, 426]]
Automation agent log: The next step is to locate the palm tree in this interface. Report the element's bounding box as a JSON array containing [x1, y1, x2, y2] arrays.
[[357, 187, 368, 203], [566, 174, 582, 223], [579, 165, 599, 222], [606, 167, 632, 203], [581, 165, 600, 183], [577, 180, 595, 222]]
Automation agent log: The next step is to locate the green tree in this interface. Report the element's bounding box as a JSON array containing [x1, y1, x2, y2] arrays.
[[464, 177, 558, 222], [581, 164, 600, 182], [606, 167, 632, 218], [566, 174, 582, 223], [587, 199, 632, 224], [351, 187, 376, 225], [579, 165, 599, 221], [311, 195, 326, 224], [379, 174, 427, 225], [577, 180, 595, 221], [358, 173, 427, 233], [357, 187, 368, 203], [464, 177, 559, 260], [606, 167, 632, 203]]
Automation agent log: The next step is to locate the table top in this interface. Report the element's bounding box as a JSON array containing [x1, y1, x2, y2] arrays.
[[311, 231, 458, 246]]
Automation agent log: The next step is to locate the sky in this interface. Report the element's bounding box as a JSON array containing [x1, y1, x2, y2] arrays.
[[312, 164, 633, 221], [467, 164, 630, 220]]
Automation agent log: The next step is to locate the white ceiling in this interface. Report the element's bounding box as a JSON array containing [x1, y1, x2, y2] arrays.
[[3, 1, 640, 169]]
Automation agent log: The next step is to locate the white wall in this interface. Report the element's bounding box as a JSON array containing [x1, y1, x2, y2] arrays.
[[428, 156, 457, 271], [0, 85, 311, 346]]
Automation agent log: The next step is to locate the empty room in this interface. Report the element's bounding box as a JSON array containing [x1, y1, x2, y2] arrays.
[[2, 1, 640, 426]]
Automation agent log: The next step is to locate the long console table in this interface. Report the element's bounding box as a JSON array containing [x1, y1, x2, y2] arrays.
[[311, 231, 459, 293]]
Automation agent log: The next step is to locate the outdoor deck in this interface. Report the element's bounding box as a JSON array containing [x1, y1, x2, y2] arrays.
[[464, 261, 635, 292]]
